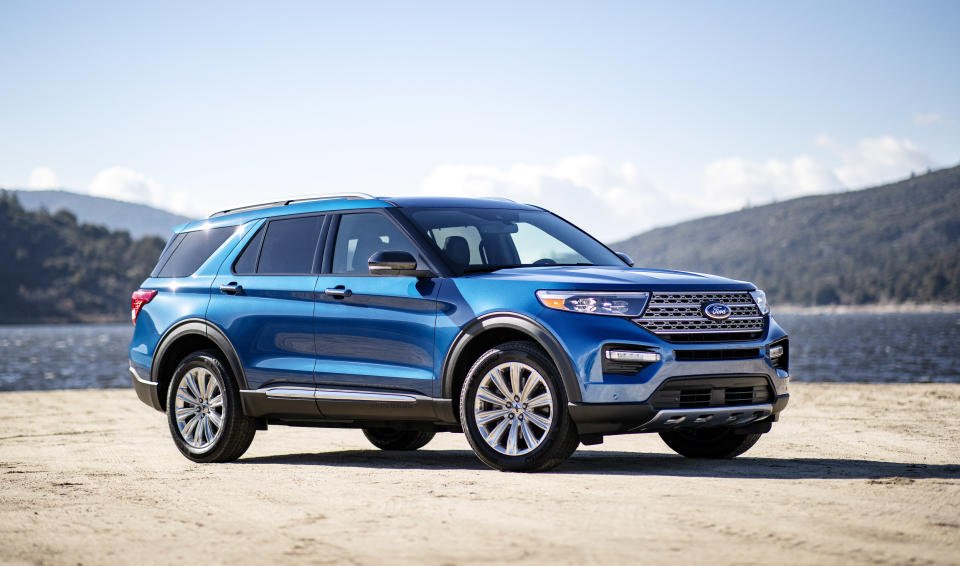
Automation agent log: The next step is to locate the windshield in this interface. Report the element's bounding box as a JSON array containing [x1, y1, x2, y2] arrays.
[[402, 208, 625, 275]]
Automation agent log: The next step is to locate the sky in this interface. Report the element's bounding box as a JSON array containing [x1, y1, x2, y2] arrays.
[[1, 0, 958, 241]]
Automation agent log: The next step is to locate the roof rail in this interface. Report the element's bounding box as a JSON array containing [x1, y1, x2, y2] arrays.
[[482, 196, 517, 203], [208, 193, 376, 218]]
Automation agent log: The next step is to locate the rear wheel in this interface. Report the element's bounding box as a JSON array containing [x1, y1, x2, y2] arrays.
[[460, 341, 579, 472], [166, 350, 256, 463], [659, 428, 762, 459], [362, 428, 436, 451]]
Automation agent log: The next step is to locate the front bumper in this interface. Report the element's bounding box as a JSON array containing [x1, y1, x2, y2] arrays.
[[570, 393, 789, 435], [129, 365, 163, 411], [535, 308, 791, 409]]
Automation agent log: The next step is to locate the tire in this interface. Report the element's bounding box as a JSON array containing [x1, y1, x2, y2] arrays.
[[460, 341, 580, 472], [166, 350, 257, 463], [659, 428, 762, 459], [362, 428, 436, 451]]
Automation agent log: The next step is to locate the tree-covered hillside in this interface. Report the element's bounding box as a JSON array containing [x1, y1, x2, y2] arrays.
[[0, 192, 165, 323], [614, 165, 960, 305]]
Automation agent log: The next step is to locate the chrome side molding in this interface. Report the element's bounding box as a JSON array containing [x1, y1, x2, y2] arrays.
[[314, 390, 417, 403], [262, 387, 317, 400], [254, 387, 418, 404]]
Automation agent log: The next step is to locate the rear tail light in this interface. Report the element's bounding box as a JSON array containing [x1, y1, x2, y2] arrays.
[[131, 289, 158, 324]]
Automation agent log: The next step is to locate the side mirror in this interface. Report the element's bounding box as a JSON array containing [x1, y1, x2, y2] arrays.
[[368, 250, 433, 277], [616, 252, 635, 267]]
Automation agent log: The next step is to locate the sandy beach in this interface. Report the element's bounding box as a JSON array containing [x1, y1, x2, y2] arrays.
[[1, 383, 958, 565]]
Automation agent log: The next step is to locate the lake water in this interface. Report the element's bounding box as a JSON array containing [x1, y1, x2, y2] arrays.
[[0, 313, 958, 391]]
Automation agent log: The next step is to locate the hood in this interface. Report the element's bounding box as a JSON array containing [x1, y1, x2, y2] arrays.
[[460, 265, 755, 291]]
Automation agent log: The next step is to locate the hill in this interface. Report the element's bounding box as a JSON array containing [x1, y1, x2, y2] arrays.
[[0, 191, 165, 323], [613, 165, 960, 305], [8, 189, 192, 238]]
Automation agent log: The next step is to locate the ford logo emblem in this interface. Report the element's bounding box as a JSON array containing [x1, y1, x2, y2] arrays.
[[702, 302, 732, 321]]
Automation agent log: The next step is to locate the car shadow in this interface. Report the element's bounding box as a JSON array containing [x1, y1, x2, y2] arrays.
[[238, 449, 960, 480]]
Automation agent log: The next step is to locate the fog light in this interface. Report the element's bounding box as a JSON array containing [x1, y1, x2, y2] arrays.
[[605, 350, 661, 363], [769, 345, 784, 359]]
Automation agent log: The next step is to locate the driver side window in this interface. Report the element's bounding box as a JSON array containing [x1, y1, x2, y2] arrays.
[[331, 213, 420, 274]]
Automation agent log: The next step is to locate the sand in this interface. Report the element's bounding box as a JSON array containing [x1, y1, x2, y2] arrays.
[[1, 383, 958, 565]]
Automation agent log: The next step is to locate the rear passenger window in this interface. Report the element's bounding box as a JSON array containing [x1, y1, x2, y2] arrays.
[[152, 226, 234, 278], [256, 216, 324, 274], [232, 225, 265, 274]]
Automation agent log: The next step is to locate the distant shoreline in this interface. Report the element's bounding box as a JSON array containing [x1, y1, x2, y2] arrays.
[[773, 303, 960, 315]]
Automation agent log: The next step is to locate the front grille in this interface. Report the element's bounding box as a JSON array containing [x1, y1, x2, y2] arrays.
[[634, 291, 764, 342], [724, 386, 757, 405], [678, 388, 712, 407], [675, 348, 760, 361], [648, 375, 772, 410]]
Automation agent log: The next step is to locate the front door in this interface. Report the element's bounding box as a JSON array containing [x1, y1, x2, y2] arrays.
[[313, 211, 440, 396]]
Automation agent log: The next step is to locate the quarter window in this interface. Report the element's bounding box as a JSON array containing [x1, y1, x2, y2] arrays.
[[152, 226, 234, 278]]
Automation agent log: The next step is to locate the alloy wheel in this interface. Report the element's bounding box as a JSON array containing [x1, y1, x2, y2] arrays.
[[173, 367, 225, 450], [472, 361, 554, 456]]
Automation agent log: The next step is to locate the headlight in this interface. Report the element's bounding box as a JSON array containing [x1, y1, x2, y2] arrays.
[[536, 290, 649, 316], [750, 289, 770, 314]]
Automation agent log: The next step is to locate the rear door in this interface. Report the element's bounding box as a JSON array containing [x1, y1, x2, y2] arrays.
[[312, 210, 440, 396], [207, 214, 326, 390]]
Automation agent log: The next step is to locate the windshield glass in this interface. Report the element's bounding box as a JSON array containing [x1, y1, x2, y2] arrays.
[[402, 208, 625, 274]]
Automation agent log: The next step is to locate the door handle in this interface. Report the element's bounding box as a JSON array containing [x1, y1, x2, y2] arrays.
[[219, 282, 243, 295], [324, 286, 352, 298]]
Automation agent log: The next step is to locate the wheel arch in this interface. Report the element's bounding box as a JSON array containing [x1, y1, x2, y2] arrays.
[[151, 318, 248, 410], [440, 312, 583, 408]]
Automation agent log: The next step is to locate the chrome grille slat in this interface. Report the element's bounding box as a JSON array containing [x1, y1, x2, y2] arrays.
[[635, 291, 764, 340], [639, 316, 763, 322]]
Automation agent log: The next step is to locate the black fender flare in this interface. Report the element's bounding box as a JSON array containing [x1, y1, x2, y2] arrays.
[[439, 312, 583, 403], [151, 318, 249, 390]]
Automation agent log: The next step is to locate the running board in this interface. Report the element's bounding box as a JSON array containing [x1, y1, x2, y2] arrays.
[[239, 386, 455, 423], [631, 403, 773, 432]]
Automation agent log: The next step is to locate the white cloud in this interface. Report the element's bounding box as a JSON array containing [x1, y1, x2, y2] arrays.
[[913, 112, 943, 126], [703, 135, 933, 209], [420, 156, 682, 241], [28, 167, 59, 189], [421, 135, 937, 242], [88, 166, 196, 217], [816, 134, 932, 188], [702, 155, 840, 207]]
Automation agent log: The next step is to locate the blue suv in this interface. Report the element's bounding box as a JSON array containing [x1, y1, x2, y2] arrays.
[[129, 194, 789, 472]]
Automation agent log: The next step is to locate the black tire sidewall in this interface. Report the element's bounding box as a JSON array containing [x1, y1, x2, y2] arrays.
[[362, 428, 436, 451], [660, 429, 762, 459]]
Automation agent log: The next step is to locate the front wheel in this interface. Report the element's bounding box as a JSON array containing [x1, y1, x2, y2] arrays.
[[460, 341, 580, 472], [362, 428, 435, 450], [166, 350, 257, 463], [659, 428, 762, 459]]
